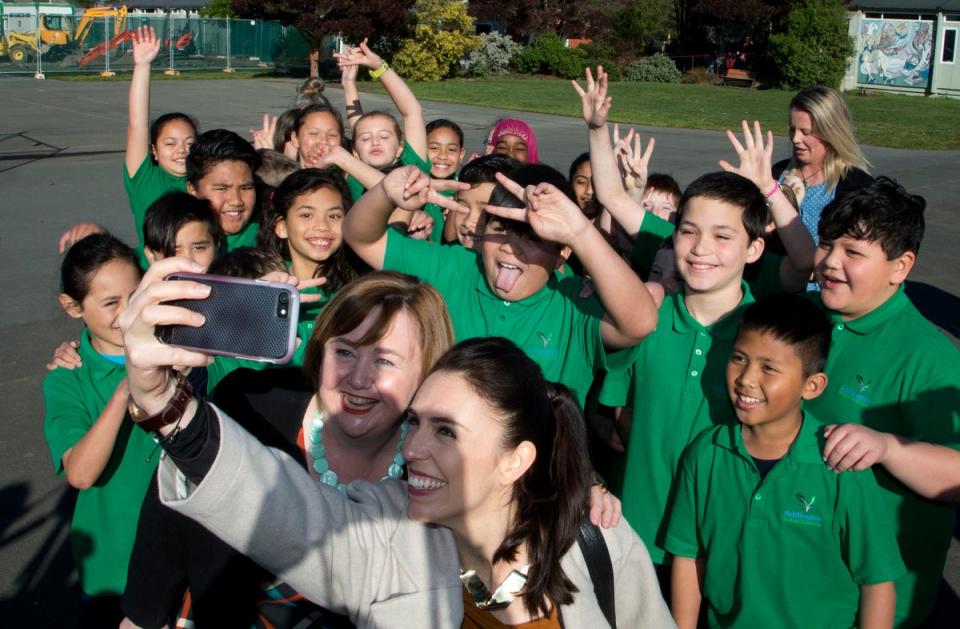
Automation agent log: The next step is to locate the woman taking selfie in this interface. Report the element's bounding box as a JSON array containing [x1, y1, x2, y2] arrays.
[[122, 270, 453, 627], [120, 257, 672, 628]]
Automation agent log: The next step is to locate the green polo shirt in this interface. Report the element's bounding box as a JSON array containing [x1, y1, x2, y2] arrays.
[[664, 415, 905, 628], [383, 230, 606, 406], [600, 282, 754, 563], [123, 156, 188, 268], [224, 220, 259, 252], [805, 286, 960, 627], [42, 330, 159, 595]]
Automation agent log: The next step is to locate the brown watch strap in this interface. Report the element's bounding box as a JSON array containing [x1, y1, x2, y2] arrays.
[[129, 371, 194, 433]]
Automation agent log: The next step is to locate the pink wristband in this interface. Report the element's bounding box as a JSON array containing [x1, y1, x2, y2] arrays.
[[764, 181, 780, 199]]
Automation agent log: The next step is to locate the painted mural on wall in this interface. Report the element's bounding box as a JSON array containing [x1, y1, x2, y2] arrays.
[[858, 19, 933, 88]]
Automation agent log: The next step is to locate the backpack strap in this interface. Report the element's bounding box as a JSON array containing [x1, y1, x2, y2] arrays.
[[577, 517, 616, 628]]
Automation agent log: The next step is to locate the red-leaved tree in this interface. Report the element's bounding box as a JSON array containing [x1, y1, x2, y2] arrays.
[[230, 0, 415, 76]]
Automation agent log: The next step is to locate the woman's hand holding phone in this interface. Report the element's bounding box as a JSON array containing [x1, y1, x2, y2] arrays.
[[120, 257, 212, 424]]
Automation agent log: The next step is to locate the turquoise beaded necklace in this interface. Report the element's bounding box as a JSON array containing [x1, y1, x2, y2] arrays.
[[305, 409, 407, 494]]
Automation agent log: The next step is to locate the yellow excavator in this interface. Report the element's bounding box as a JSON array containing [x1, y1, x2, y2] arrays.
[[0, 5, 128, 64]]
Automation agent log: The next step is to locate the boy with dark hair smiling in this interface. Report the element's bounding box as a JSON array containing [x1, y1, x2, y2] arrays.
[[665, 294, 904, 629], [806, 177, 960, 627], [186, 129, 261, 251]]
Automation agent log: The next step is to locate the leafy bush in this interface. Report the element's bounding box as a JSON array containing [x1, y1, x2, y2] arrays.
[[768, 0, 853, 89], [582, 58, 622, 81], [681, 66, 716, 84], [462, 32, 521, 77], [624, 54, 681, 83], [512, 32, 585, 79], [391, 0, 480, 81]]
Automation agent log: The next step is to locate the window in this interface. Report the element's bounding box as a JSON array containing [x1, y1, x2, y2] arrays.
[[944, 29, 957, 64]]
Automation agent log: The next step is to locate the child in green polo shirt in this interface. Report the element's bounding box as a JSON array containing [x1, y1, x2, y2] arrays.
[[342, 163, 660, 407], [185, 129, 261, 252], [665, 294, 904, 629], [124, 26, 198, 269], [43, 233, 159, 625], [805, 178, 960, 627]]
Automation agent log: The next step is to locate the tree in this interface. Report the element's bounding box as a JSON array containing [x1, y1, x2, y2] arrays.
[[768, 0, 853, 88], [200, 0, 235, 18], [610, 0, 674, 56], [468, 0, 626, 41], [392, 0, 481, 81], [230, 0, 415, 77]]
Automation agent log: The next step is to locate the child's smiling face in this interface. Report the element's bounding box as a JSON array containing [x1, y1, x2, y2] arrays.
[[814, 234, 913, 321], [152, 119, 196, 177], [189, 160, 257, 236], [479, 216, 564, 301], [727, 328, 814, 429], [276, 186, 345, 275], [427, 126, 464, 179], [353, 114, 402, 169], [65, 259, 141, 355], [673, 196, 763, 296]]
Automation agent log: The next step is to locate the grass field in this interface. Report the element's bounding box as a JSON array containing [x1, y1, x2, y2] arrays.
[[361, 78, 960, 151], [42, 71, 960, 150], [47, 69, 274, 81]]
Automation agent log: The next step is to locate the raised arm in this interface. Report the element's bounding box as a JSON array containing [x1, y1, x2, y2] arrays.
[[572, 68, 648, 236], [337, 39, 427, 159], [339, 58, 363, 131], [719, 121, 815, 293], [487, 173, 658, 348], [343, 166, 466, 269], [126, 26, 161, 177], [307, 144, 385, 191]]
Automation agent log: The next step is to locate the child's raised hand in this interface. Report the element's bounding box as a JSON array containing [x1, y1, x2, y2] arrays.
[[571, 66, 612, 130], [250, 113, 277, 151], [47, 340, 82, 371], [334, 38, 383, 70], [822, 423, 890, 472], [382, 166, 469, 214], [486, 172, 590, 246], [719, 120, 776, 193], [131, 26, 161, 66], [614, 125, 655, 193], [340, 59, 359, 84]]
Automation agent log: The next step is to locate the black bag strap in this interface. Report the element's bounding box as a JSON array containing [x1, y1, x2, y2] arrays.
[[577, 517, 617, 628]]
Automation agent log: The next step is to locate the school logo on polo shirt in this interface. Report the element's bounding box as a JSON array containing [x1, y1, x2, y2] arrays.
[[783, 493, 824, 527], [838, 374, 874, 407], [527, 331, 559, 358]]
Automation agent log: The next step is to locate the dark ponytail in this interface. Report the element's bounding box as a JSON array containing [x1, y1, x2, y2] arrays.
[[428, 338, 592, 616]]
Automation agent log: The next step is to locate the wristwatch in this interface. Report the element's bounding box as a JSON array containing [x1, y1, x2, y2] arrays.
[[128, 370, 194, 433]]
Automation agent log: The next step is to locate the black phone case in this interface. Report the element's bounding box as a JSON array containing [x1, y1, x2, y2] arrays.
[[157, 273, 299, 363]]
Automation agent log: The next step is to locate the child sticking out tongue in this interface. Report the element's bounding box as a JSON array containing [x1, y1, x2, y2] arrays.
[[495, 263, 522, 293]]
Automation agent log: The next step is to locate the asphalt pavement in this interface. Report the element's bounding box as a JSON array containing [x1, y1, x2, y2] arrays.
[[0, 75, 957, 626]]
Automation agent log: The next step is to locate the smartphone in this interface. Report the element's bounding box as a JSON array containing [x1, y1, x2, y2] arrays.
[[157, 273, 300, 364]]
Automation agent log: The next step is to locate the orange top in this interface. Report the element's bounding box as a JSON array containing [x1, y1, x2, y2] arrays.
[[460, 587, 560, 629]]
